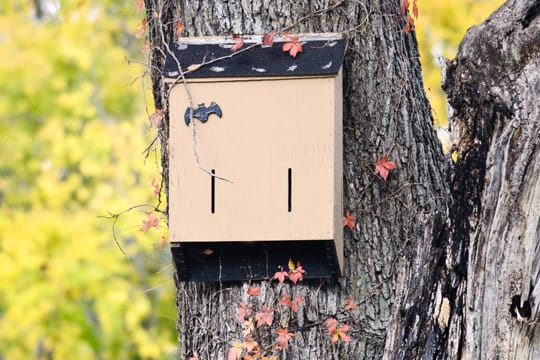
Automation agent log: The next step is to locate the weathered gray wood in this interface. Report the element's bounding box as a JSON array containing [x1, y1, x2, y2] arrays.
[[443, 0, 540, 358]]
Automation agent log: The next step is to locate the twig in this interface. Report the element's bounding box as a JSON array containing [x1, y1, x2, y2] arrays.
[[99, 204, 159, 257], [158, 14, 233, 183]]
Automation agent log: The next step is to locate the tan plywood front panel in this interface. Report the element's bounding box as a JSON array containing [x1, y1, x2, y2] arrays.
[[169, 76, 340, 243]]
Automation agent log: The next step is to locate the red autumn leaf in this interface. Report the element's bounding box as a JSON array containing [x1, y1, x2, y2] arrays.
[[273, 267, 288, 284], [326, 319, 352, 343], [400, 0, 409, 15], [236, 302, 251, 322], [136, 0, 143, 13], [140, 212, 159, 232], [151, 178, 160, 197], [343, 211, 356, 231], [231, 35, 244, 52], [412, 0, 419, 18], [344, 297, 358, 311], [201, 248, 214, 255], [282, 37, 302, 58], [278, 293, 291, 304], [278, 293, 299, 313], [294, 296, 304, 304], [338, 325, 352, 343], [243, 335, 258, 353], [242, 318, 254, 338], [374, 155, 396, 181], [135, 18, 147, 39], [247, 286, 261, 297], [274, 328, 293, 350], [404, 21, 411, 34], [288, 263, 305, 284], [159, 235, 167, 249], [227, 343, 243, 360], [149, 109, 163, 128], [255, 306, 274, 327], [175, 19, 185, 38], [262, 31, 276, 46], [326, 318, 338, 335], [404, 15, 415, 33]]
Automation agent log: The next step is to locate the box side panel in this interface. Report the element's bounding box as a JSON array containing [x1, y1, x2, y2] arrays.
[[169, 77, 336, 242], [333, 70, 344, 273]]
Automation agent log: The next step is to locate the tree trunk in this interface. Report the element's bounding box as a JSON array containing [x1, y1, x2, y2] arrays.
[[442, 0, 540, 358], [143, 0, 540, 358]]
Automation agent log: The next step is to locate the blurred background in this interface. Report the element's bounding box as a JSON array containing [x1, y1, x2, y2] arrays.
[[0, 1, 503, 359]]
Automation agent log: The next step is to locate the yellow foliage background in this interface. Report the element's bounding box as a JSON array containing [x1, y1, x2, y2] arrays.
[[416, 0, 504, 127], [0, 1, 503, 359]]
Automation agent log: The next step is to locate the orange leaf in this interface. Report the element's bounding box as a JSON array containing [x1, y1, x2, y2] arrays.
[[242, 318, 254, 338], [400, 0, 409, 15], [344, 297, 358, 311], [343, 211, 356, 231], [143, 41, 151, 54], [236, 302, 251, 322], [247, 286, 261, 297], [227, 343, 243, 360], [282, 37, 302, 58], [255, 306, 274, 327], [149, 109, 163, 128], [151, 178, 161, 197], [412, 0, 419, 18], [136, 0, 143, 13], [273, 267, 288, 284], [325, 318, 338, 335], [135, 18, 147, 39], [278, 294, 299, 313], [274, 328, 293, 350], [405, 15, 415, 33], [326, 319, 351, 344], [288, 263, 305, 284], [374, 155, 396, 181], [140, 212, 159, 232], [201, 248, 214, 255], [262, 31, 276, 46], [231, 35, 244, 52], [175, 19, 185, 38], [135, 27, 146, 39], [339, 325, 352, 343], [159, 235, 167, 249]]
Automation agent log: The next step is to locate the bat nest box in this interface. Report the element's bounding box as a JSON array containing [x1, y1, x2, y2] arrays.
[[165, 33, 346, 281]]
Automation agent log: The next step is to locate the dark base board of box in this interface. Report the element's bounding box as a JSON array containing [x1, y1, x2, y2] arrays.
[[171, 240, 340, 282]]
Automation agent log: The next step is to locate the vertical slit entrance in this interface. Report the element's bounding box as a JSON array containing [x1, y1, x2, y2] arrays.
[[288, 168, 292, 212], [211, 169, 215, 214]]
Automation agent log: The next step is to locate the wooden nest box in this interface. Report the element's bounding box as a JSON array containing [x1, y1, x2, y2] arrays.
[[165, 33, 346, 281]]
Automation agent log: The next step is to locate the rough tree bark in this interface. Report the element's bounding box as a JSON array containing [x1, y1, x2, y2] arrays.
[[442, 0, 540, 358], [142, 0, 539, 358]]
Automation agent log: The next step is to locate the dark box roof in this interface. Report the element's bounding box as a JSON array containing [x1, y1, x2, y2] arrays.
[[164, 33, 346, 79]]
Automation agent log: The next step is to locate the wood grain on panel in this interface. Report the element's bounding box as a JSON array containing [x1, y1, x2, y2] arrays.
[[169, 76, 339, 243]]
